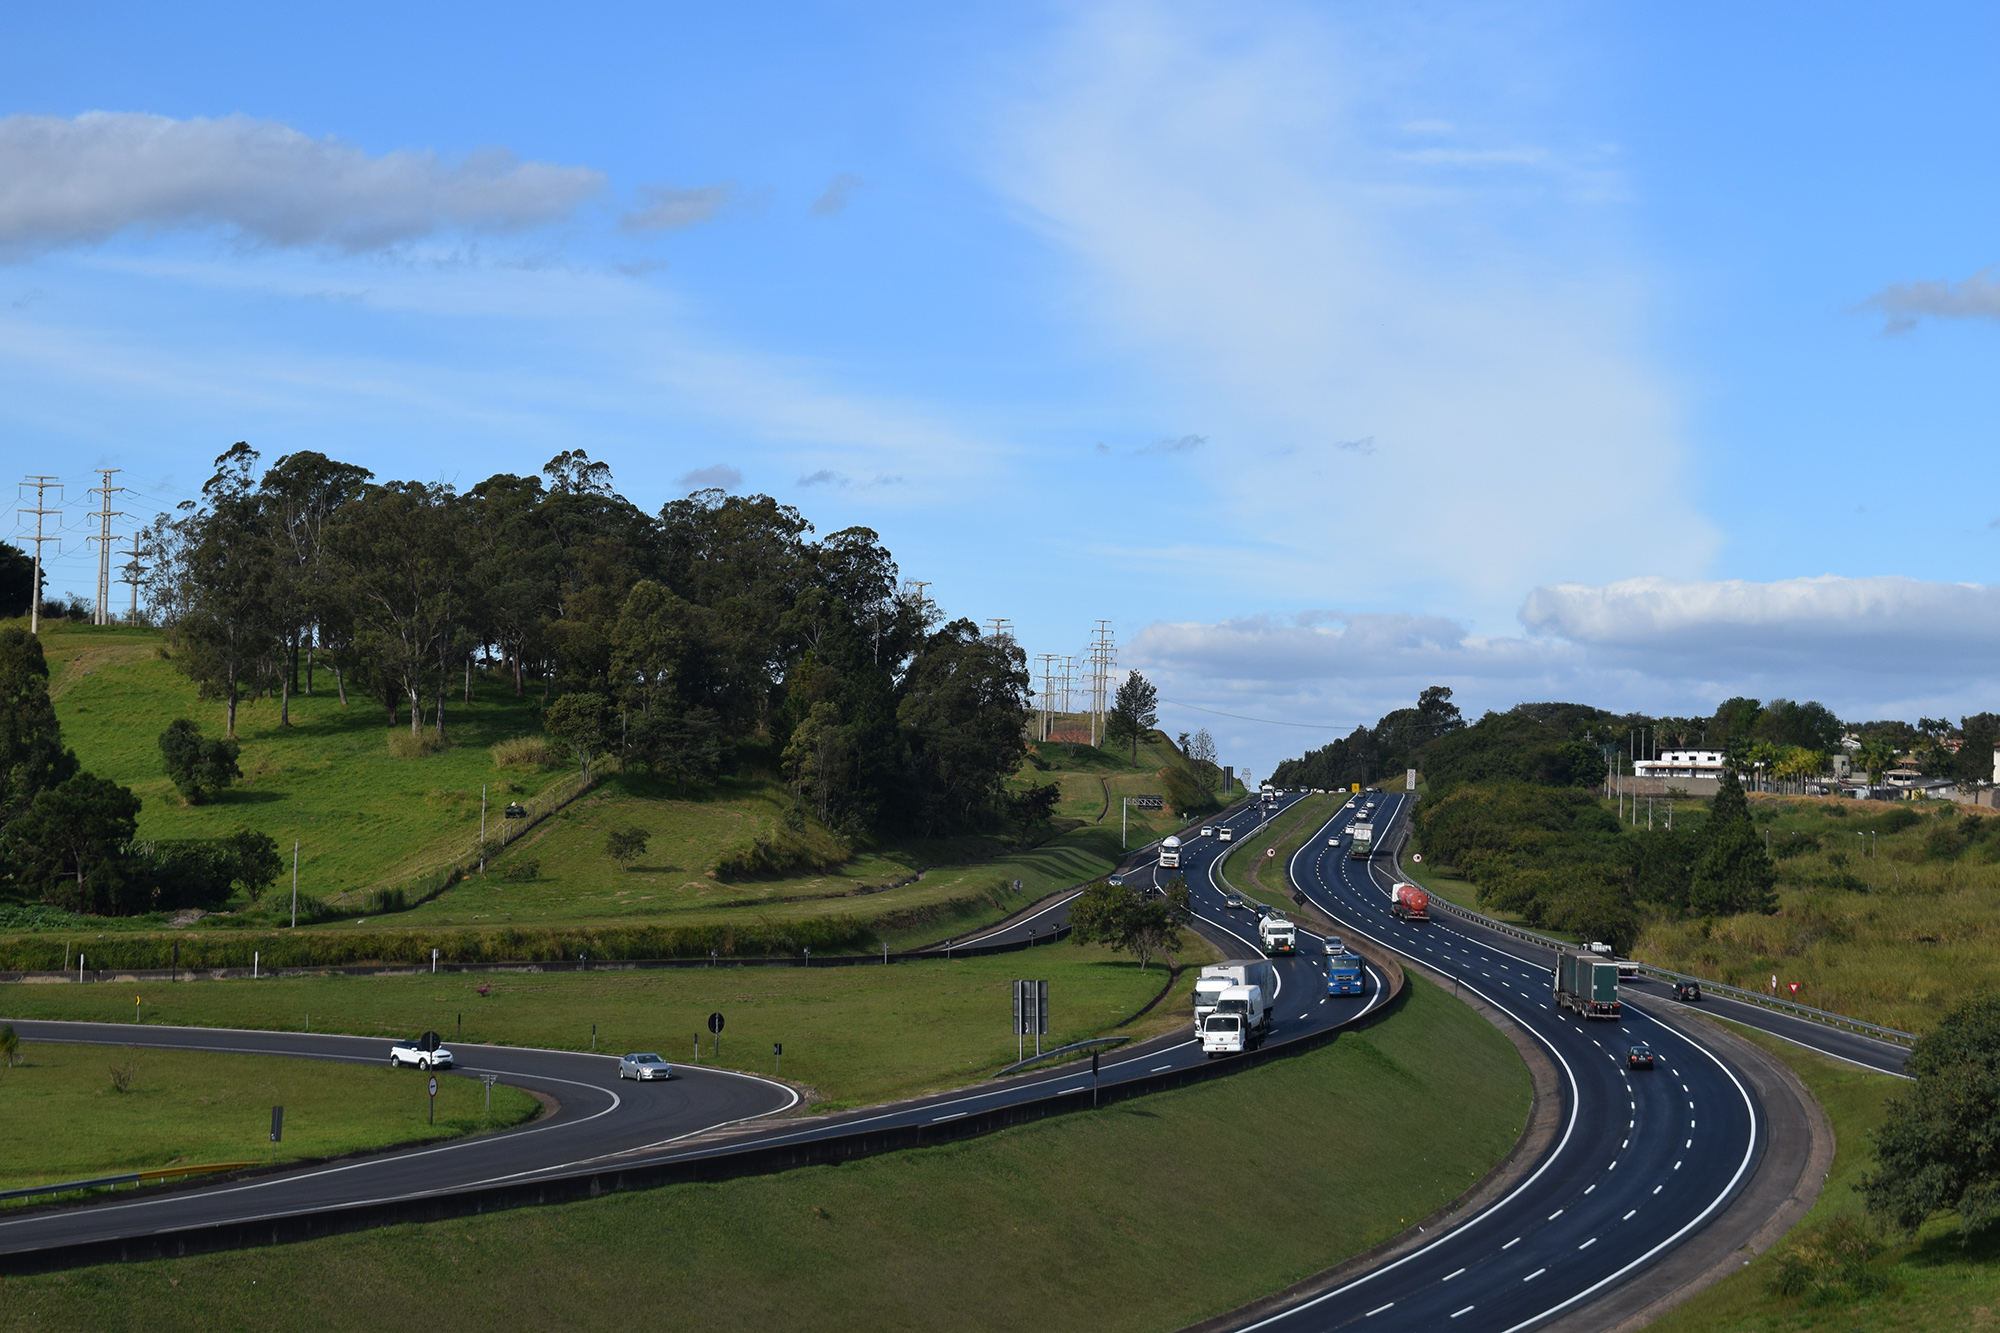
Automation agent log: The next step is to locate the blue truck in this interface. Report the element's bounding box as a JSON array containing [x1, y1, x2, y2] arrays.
[[1326, 951, 1363, 995]]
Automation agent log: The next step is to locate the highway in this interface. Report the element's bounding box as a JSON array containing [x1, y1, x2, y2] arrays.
[[0, 791, 1379, 1266]]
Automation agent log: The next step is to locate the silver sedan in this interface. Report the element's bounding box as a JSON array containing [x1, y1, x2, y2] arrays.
[[618, 1052, 673, 1081]]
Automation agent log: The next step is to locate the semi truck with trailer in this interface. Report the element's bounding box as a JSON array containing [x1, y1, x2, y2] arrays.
[[1200, 984, 1269, 1056], [1258, 914, 1297, 956], [1158, 835, 1181, 869], [1555, 949, 1622, 1019], [1348, 822, 1374, 858], [1326, 951, 1363, 994], [1389, 882, 1430, 921]]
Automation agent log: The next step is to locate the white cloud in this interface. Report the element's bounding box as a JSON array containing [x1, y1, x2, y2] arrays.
[[1126, 574, 2000, 777], [0, 112, 603, 257], [1862, 266, 2000, 334], [990, 4, 1711, 615], [810, 173, 868, 217], [621, 182, 737, 232], [677, 464, 742, 489]]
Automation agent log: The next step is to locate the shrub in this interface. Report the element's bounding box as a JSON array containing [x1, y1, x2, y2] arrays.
[[108, 1056, 137, 1093], [715, 822, 849, 880], [1873, 806, 1921, 836], [388, 731, 448, 759], [605, 826, 651, 870], [158, 719, 242, 805], [1767, 1214, 1891, 1302], [491, 735, 564, 769], [499, 859, 540, 883]]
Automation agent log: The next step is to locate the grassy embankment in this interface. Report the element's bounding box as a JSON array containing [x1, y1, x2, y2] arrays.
[[1634, 795, 2000, 1034], [1650, 1020, 2000, 1331], [1215, 791, 1344, 905], [0, 974, 1530, 1333], [0, 1043, 537, 1202], [6, 622, 1206, 962], [1, 940, 1215, 1113]]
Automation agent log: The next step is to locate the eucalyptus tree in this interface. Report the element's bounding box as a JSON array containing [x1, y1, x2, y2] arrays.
[[177, 444, 278, 736], [331, 480, 474, 737]]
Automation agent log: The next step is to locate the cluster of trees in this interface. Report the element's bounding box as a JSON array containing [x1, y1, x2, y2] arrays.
[[1067, 873, 1191, 970], [0, 629, 276, 914], [1413, 770, 1777, 947], [140, 445, 1035, 843], [1270, 686, 1468, 790]]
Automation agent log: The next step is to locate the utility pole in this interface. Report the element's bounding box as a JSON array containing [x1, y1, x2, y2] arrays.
[[87, 469, 124, 626], [17, 476, 61, 635], [1036, 654, 1059, 741], [984, 617, 1013, 645], [903, 580, 932, 623], [1090, 621, 1115, 748], [119, 532, 145, 625]]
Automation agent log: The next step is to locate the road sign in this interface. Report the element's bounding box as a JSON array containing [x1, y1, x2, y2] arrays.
[[708, 1011, 725, 1035], [419, 1031, 441, 1052], [428, 1075, 438, 1097], [1012, 980, 1048, 1036], [1412, 853, 1423, 863], [427, 1075, 438, 1126], [773, 1042, 782, 1056], [270, 1105, 283, 1144], [1131, 795, 1163, 810], [1265, 848, 1276, 858]]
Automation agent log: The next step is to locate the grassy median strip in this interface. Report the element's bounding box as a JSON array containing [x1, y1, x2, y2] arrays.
[[0, 1043, 538, 1205], [0, 974, 1530, 1332], [1, 941, 1214, 1112]]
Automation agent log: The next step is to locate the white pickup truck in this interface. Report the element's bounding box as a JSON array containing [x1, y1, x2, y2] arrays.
[[389, 1034, 454, 1070]]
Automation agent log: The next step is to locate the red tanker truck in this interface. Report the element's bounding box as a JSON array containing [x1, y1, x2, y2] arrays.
[[1389, 882, 1430, 922]]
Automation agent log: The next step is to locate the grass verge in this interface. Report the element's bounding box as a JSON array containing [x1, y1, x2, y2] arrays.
[[0, 1042, 537, 1202], [1, 942, 1213, 1111], [1646, 1021, 2000, 1332], [0, 974, 1530, 1332]]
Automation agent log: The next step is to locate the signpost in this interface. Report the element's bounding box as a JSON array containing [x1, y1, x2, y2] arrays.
[[1122, 794, 1163, 848], [1012, 980, 1049, 1061], [427, 1075, 438, 1125], [773, 1042, 783, 1076], [270, 1106, 283, 1144], [480, 1074, 498, 1112], [708, 1010, 725, 1057]]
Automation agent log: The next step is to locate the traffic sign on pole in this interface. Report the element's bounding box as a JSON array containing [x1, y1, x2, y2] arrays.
[[427, 1075, 438, 1125], [708, 1010, 724, 1057]]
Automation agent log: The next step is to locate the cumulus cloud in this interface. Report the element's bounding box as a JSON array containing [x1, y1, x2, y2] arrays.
[[621, 181, 737, 232], [677, 464, 742, 489], [809, 173, 867, 217], [1127, 574, 2000, 777], [0, 112, 603, 257], [1862, 267, 2000, 334]]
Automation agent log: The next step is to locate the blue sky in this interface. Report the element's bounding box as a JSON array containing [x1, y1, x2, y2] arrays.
[[3, 2, 1997, 779]]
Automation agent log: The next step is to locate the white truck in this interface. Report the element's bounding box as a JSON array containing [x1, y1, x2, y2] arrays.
[[1159, 835, 1181, 869], [1349, 822, 1374, 859], [1195, 960, 1277, 1029], [1258, 914, 1297, 956], [1200, 984, 1269, 1057]]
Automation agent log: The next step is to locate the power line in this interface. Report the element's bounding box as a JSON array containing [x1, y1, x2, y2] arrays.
[[1162, 699, 1351, 730]]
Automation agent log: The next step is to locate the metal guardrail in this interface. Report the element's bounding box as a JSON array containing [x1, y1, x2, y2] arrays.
[[991, 1035, 1131, 1078], [1385, 831, 1919, 1047], [1, 1160, 256, 1203]]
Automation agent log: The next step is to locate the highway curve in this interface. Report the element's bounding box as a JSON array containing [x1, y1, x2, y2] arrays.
[[0, 792, 1384, 1269]]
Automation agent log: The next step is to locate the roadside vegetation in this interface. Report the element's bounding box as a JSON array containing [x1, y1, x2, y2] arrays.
[[0, 975, 1531, 1333], [1653, 995, 2000, 1331], [0, 941, 1214, 1111], [0, 1040, 537, 1202]]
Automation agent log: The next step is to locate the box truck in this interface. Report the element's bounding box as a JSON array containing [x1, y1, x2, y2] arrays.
[[1349, 822, 1374, 859], [1195, 960, 1277, 1029], [1259, 914, 1297, 956], [1200, 984, 1268, 1056]]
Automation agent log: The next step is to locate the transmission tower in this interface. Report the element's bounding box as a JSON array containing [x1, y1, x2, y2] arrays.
[[87, 469, 124, 626], [983, 617, 1014, 646], [119, 532, 146, 625], [17, 476, 61, 635], [1035, 654, 1059, 741], [1090, 621, 1116, 748]]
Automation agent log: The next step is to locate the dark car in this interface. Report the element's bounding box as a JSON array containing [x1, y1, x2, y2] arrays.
[[1673, 981, 1703, 1002], [1628, 1043, 1656, 1070]]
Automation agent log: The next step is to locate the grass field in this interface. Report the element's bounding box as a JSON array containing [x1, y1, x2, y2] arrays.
[[0, 940, 1217, 1111], [12, 622, 1211, 963], [0, 1042, 537, 1200], [0, 974, 1532, 1332], [1646, 1019, 2000, 1332], [1634, 795, 2000, 1033]]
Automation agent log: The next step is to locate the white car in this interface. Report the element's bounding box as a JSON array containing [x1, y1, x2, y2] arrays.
[[1199, 826, 1215, 837], [1328, 836, 1340, 846], [1323, 936, 1343, 955], [1217, 827, 1234, 842], [618, 1052, 673, 1082], [389, 1035, 453, 1070]]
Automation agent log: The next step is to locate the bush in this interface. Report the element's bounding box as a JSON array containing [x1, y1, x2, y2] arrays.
[[1873, 806, 1921, 836], [491, 735, 564, 769], [1767, 1215, 1891, 1302], [714, 822, 849, 880], [605, 826, 651, 870], [499, 859, 540, 883], [158, 719, 242, 805], [388, 731, 449, 759]]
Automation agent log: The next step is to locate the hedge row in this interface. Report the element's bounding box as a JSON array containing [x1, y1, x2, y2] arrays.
[[0, 915, 878, 972]]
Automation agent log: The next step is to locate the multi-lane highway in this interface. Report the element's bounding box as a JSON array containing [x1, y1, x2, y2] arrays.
[[0, 791, 1376, 1266], [2, 783, 1912, 1333]]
